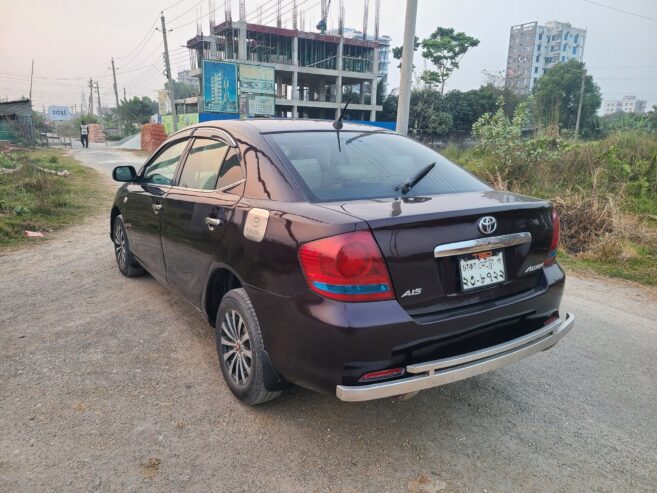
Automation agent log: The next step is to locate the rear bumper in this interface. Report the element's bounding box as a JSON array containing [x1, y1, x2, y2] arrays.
[[336, 312, 575, 402]]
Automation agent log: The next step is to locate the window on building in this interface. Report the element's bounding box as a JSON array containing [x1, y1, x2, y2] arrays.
[[538, 33, 543, 40], [574, 34, 579, 43], [561, 56, 565, 62], [534, 67, 538, 73], [563, 45, 567, 52], [572, 47, 577, 55], [536, 55, 540, 62], [565, 31, 570, 39]]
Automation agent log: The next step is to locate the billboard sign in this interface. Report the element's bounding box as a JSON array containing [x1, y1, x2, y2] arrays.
[[203, 61, 238, 113], [238, 64, 275, 95], [246, 94, 275, 116], [48, 106, 71, 121], [161, 113, 199, 135], [157, 89, 170, 115]]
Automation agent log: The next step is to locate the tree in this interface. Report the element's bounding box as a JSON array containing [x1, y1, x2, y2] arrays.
[[116, 97, 157, 127], [408, 88, 452, 142], [532, 59, 601, 136], [419, 27, 480, 95], [165, 80, 199, 99], [378, 90, 398, 121], [392, 36, 420, 69]]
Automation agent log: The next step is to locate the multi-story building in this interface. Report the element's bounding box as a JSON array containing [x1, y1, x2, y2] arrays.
[[329, 27, 391, 97], [603, 96, 647, 115], [186, 19, 386, 121], [506, 21, 586, 95], [177, 70, 200, 91]]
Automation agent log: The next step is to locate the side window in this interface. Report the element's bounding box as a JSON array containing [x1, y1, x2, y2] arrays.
[[216, 149, 244, 192], [143, 140, 189, 185], [178, 138, 229, 190]]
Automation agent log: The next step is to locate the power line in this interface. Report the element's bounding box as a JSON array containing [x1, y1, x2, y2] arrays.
[[581, 0, 657, 23]]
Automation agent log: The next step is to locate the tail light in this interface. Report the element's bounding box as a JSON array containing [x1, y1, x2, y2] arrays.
[[544, 207, 560, 266], [359, 367, 405, 383], [298, 231, 394, 302]]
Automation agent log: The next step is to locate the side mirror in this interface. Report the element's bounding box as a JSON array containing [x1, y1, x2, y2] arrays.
[[113, 165, 137, 182]]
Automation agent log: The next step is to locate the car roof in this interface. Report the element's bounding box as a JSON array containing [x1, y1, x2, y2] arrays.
[[183, 118, 393, 135]]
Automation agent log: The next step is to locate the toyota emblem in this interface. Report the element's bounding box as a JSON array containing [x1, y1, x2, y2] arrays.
[[478, 216, 497, 235]]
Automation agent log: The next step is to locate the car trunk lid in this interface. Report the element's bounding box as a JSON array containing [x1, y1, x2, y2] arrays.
[[319, 191, 554, 316]]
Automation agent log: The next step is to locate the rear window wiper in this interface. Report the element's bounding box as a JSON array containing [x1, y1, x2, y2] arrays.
[[396, 162, 436, 194]]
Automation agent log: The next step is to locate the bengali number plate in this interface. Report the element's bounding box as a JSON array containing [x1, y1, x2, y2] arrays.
[[459, 250, 506, 292]]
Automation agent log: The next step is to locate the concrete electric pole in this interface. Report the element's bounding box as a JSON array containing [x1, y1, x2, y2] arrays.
[[574, 39, 587, 140], [111, 58, 120, 109], [88, 79, 94, 116], [94, 81, 102, 116], [160, 12, 178, 132], [396, 0, 418, 136], [29, 59, 34, 101]]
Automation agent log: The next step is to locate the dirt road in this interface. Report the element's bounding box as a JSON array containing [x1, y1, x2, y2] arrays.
[[1, 147, 656, 492]]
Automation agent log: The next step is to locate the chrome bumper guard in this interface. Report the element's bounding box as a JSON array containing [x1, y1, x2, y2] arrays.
[[336, 313, 575, 402]]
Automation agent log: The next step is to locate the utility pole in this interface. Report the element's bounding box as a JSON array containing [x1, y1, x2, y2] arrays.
[[574, 38, 587, 140], [94, 81, 102, 116], [111, 58, 120, 109], [160, 11, 178, 132], [123, 87, 127, 101], [88, 78, 94, 116], [396, 0, 418, 136], [29, 59, 34, 101]]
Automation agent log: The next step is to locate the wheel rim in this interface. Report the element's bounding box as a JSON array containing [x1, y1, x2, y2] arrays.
[[220, 310, 252, 386], [113, 221, 127, 269]]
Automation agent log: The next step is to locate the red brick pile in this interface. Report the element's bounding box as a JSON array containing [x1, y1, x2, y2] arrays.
[[87, 123, 105, 143], [141, 124, 167, 153]]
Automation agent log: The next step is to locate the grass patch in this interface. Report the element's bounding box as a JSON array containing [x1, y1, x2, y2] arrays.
[[0, 148, 111, 250]]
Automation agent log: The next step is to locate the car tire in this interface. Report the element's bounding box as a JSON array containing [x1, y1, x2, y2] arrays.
[[112, 214, 144, 277], [215, 288, 282, 405]]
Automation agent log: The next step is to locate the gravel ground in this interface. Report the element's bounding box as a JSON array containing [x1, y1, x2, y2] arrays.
[[1, 148, 656, 492]]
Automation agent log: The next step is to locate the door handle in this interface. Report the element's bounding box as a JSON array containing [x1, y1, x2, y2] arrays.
[[205, 216, 223, 230], [152, 203, 163, 214]]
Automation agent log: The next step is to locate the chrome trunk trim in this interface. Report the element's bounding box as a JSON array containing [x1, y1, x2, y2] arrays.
[[434, 232, 532, 258], [335, 313, 575, 402]]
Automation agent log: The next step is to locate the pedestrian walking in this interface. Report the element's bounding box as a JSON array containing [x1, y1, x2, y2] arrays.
[[80, 120, 89, 148]]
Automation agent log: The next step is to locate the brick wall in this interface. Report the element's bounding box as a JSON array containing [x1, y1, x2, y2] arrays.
[[141, 124, 167, 154], [87, 123, 105, 143]]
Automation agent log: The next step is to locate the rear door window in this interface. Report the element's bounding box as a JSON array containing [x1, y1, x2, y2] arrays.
[[177, 138, 229, 190], [264, 131, 489, 202]]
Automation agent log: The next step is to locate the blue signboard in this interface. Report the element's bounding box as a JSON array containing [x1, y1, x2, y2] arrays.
[[48, 105, 70, 121], [203, 61, 238, 113]]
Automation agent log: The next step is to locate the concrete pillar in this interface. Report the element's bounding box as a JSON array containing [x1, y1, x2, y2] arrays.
[[335, 38, 344, 118], [360, 82, 365, 104], [292, 37, 299, 117], [237, 21, 247, 60], [370, 43, 380, 121], [210, 35, 218, 59]]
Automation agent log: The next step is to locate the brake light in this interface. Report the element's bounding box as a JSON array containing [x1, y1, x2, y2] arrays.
[[298, 231, 394, 302], [544, 207, 560, 266]]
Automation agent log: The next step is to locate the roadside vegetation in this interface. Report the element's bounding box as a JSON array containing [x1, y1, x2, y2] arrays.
[[0, 149, 109, 250]]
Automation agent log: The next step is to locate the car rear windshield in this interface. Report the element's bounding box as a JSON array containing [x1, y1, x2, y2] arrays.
[[264, 131, 490, 202]]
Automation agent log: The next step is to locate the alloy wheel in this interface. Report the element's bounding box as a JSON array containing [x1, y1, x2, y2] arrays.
[[220, 310, 252, 386], [113, 221, 127, 270]]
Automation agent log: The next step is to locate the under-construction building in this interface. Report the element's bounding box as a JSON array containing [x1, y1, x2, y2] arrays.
[[184, 0, 387, 121]]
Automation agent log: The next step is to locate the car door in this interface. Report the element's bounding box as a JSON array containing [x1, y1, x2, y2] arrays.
[[161, 136, 246, 305], [124, 138, 191, 280]]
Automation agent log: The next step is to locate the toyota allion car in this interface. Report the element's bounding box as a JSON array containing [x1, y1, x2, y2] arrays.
[[110, 118, 574, 405]]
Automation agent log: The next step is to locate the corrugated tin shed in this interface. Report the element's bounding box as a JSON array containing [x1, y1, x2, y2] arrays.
[[0, 99, 35, 145]]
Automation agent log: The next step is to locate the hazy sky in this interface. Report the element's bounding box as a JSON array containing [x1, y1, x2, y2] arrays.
[[1, 0, 656, 111]]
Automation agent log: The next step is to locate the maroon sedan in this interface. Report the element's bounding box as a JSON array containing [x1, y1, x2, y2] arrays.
[[110, 119, 574, 404]]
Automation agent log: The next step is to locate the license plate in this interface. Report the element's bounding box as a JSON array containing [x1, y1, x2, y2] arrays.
[[459, 250, 506, 292]]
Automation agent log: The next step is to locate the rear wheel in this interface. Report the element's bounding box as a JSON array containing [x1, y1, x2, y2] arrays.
[[113, 215, 144, 277], [215, 288, 281, 405]]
